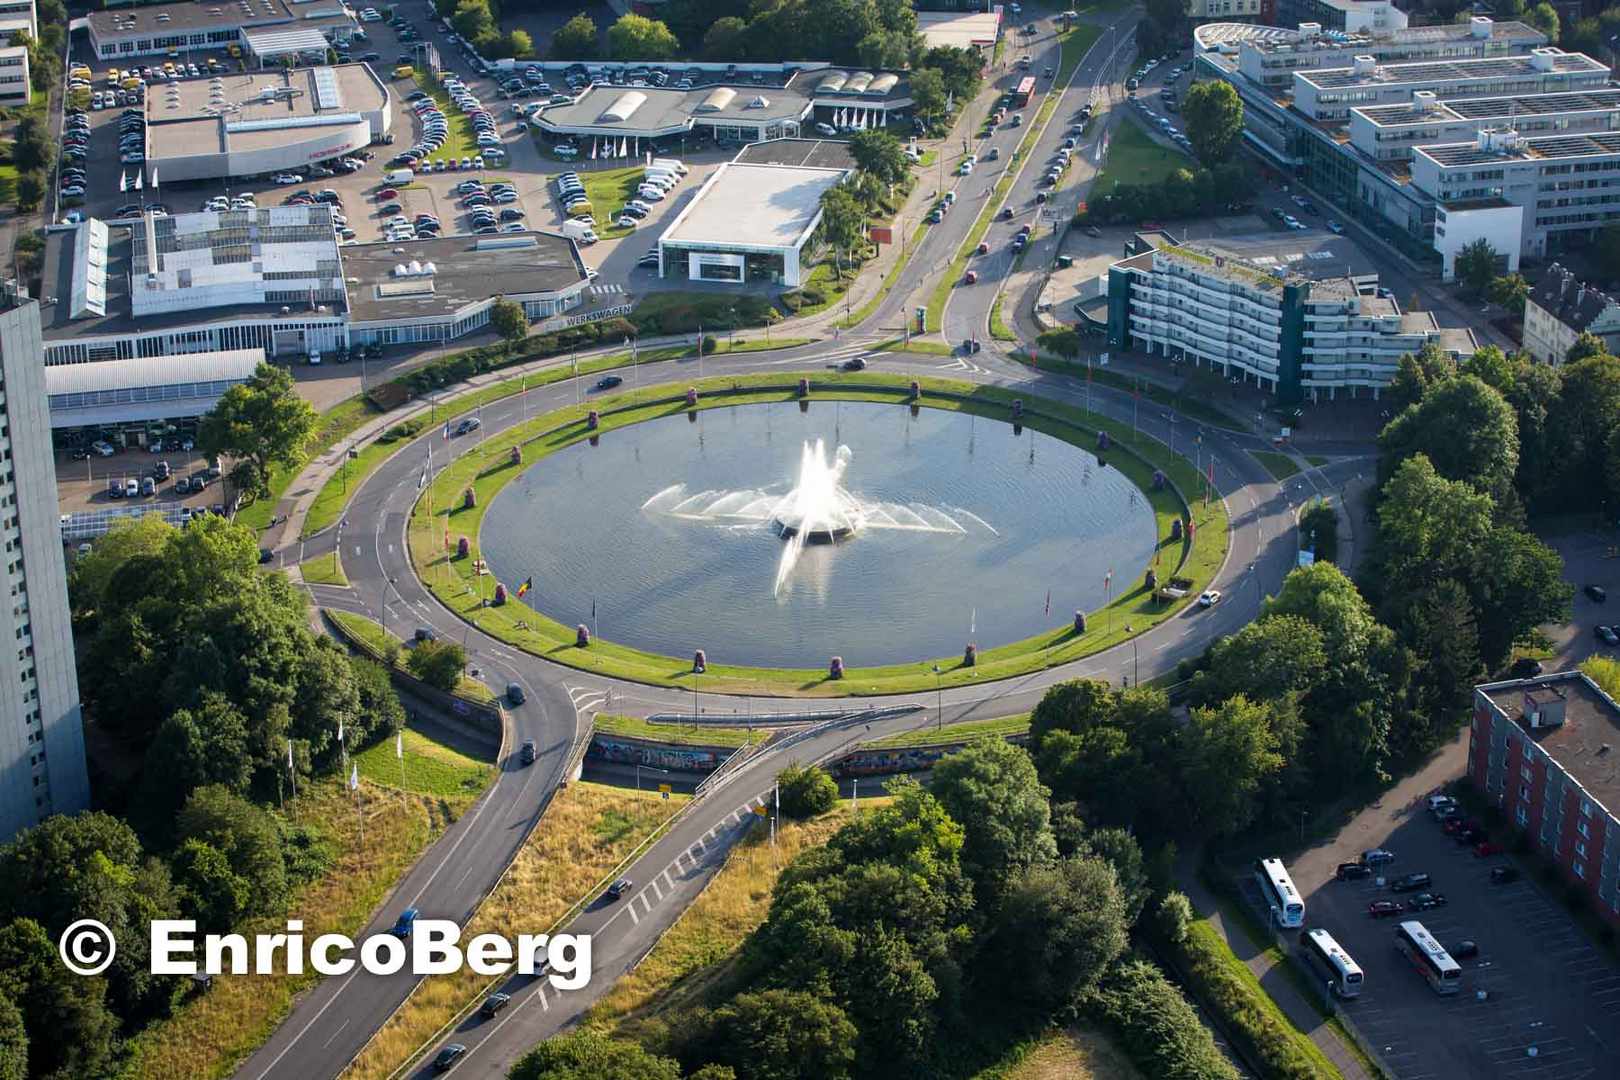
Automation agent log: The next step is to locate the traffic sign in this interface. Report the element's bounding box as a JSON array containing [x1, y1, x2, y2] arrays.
[[753, 804, 768, 816], [659, 783, 672, 800]]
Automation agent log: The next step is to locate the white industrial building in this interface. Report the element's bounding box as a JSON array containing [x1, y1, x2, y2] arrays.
[[45, 349, 262, 448], [657, 162, 850, 287], [0, 290, 90, 841], [142, 64, 391, 184], [87, 0, 355, 61], [37, 208, 591, 364]]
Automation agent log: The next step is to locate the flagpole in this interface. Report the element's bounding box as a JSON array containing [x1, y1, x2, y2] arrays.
[[396, 730, 406, 798]]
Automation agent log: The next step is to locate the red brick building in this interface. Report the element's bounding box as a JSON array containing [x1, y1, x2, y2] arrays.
[[1469, 672, 1620, 925]]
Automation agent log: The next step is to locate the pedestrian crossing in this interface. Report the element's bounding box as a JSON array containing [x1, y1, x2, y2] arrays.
[[589, 283, 626, 296]]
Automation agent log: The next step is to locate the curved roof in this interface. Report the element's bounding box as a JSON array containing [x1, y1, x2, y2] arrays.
[[844, 71, 874, 93], [696, 86, 736, 113], [867, 73, 899, 94], [817, 71, 848, 93], [599, 90, 647, 122], [1194, 22, 1295, 51]]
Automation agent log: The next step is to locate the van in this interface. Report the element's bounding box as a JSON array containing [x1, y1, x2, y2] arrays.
[[650, 157, 688, 176], [383, 168, 413, 185], [560, 218, 597, 244], [393, 65, 414, 79], [1389, 872, 1432, 893], [643, 169, 677, 187]]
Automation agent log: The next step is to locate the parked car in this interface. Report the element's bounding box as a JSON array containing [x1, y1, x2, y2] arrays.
[[1335, 862, 1372, 881], [1362, 848, 1395, 866], [1426, 794, 1457, 817], [1367, 899, 1403, 918], [1489, 866, 1520, 884], [1474, 840, 1503, 857], [1510, 657, 1544, 678], [1406, 892, 1448, 911], [1389, 872, 1432, 893], [1586, 584, 1607, 602], [1452, 939, 1480, 959]]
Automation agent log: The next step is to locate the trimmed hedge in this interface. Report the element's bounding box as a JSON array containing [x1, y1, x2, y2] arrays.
[[395, 317, 637, 397], [1081, 957, 1238, 1080], [1173, 922, 1337, 1080]]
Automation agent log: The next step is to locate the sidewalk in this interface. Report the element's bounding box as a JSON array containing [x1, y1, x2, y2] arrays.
[[1178, 852, 1377, 1080]]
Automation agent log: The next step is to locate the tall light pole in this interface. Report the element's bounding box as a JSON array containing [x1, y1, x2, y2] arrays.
[[1125, 623, 1138, 687], [933, 663, 943, 730]]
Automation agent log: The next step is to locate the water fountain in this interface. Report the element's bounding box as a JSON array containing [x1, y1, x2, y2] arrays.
[[640, 437, 995, 596]]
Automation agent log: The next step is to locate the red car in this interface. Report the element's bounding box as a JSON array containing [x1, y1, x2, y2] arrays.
[[977, 241, 989, 254], [376, 187, 400, 201], [1140, 219, 1166, 230], [964, 270, 978, 284], [1367, 899, 1403, 918], [1474, 841, 1502, 857]]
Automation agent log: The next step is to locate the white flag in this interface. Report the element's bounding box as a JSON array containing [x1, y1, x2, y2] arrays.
[[287, 740, 294, 770], [119, 172, 127, 193], [150, 165, 158, 188], [349, 763, 359, 791], [337, 718, 344, 744], [395, 731, 403, 759]]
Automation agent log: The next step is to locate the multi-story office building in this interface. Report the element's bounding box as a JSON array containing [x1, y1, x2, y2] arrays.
[[1194, 18, 1620, 278], [0, 288, 90, 840], [1470, 672, 1620, 927], [0, 45, 28, 107], [1273, 0, 1406, 34], [0, 0, 36, 44], [1105, 231, 1473, 402]]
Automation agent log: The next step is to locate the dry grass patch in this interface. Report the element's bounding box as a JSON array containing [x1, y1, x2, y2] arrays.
[[343, 782, 685, 1079], [997, 1025, 1146, 1080], [127, 781, 457, 1080]]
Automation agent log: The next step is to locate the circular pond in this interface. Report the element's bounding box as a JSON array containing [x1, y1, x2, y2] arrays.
[[480, 401, 1158, 668]]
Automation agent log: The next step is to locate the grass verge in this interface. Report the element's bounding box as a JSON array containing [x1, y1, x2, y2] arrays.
[[861, 713, 1029, 749], [298, 550, 348, 586], [1250, 450, 1301, 482], [594, 713, 769, 748], [1023, 358, 1247, 432], [407, 374, 1228, 697], [581, 166, 647, 240], [326, 608, 496, 705], [982, 1024, 1145, 1080], [125, 780, 457, 1080], [990, 294, 1017, 341], [353, 725, 494, 800], [342, 783, 685, 1079], [1090, 115, 1192, 195], [839, 219, 927, 329], [1306, 455, 1329, 467]]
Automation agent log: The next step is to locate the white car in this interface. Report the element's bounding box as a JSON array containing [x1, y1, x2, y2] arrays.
[[1198, 590, 1222, 608], [272, 173, 303, 184], [90, 440, 116, 457]]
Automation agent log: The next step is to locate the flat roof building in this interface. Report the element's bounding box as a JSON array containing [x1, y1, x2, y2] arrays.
[[45, 348, 261, 433], [1107, 231, 1474, 402], [87, 0, 355, 61], [658, 162, 850, 288], [731, 137, 858, 171], [916, 10, 1002, 52], [0, 0, 36, 43], [38, 210, 591, 363], [0, 44, 28, 107], [1470, 672, 1620, 926], [142, 64, 391, 183]]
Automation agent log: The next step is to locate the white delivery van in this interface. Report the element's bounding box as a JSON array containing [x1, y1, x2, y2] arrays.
[[642, 169, 677, 187], [383, 168, 413, 185], [560, 218, 598, 244], [649, 157, 688, 176]]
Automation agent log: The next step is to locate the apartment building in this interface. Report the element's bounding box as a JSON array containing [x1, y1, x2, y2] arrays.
[[1522, 263, 1620, 363], [1105, 232, 1473, 403], [1470, 672, 1620, 927], [0, 45, 28, 107], [0, 289, 90, 841]]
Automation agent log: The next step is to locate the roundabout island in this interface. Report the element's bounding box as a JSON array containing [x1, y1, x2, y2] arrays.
[[407, 372, 1231, 697]]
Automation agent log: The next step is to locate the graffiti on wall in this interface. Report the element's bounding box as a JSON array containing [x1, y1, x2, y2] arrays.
[[587, 736, 724, 772]]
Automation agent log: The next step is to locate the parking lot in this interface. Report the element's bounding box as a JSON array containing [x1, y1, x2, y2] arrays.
[[1259, 777, 1618, 1080], [56, 444, 229, 517]]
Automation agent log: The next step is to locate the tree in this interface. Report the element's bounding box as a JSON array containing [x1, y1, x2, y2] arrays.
[[12, 171, 42, 213], [978, 855, 1128, 1011], [1594, 222, 1620, 282], [1566, 331, 1610, 364], [929, 739, 1056, 909], [406, 638, 466, 690], [1488, 273, 1529, 315], [1393, 579, 1480, 754], [707, 990, 857, 1080], [176, 785, 290, 922], [1470, 525, 1571, 666], [1177, 695, 1285, 835], [777, 763, 838, 819], [1084, 959, 1239, 1080], [1461, 344, 1519, 393], [510, 1030, 680, 1080], [1385, 341, 1454, 416], [9, 113, 49, 172], [703, 16, 748, 60], [1378, 375, 1519, 506], [0, 987, 24, 1080], [1547, 353, 1620, 507], [608, 13, 679, 60], [1525, 1, 1559, 40], [1453, 237, 1499, 295], [198, 362, 317, 501], [450, 0, 493, 42], [909, 67, 946, 129], [551, 13, 599, 59], [137, 693, 255, 831], [1299, 499, 1338, 563], [817, 185, 865, 270], [1155, 890, 1194, 944], [68, 512, 173, 621], [0, 918, 119, 1079], [172, 838, 250, 934], [920, 45, 982, 102], [847, 129, 908, 189], [1181, 79, 1243, 166], [506, 28, 534, 59], [1373, 454, 1494, 605], [1187, 614, 1327, 707]]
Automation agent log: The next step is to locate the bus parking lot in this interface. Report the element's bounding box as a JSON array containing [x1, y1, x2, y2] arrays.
[[1257, 790, 1619, 1079]]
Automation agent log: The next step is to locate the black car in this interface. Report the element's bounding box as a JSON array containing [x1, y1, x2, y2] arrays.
[[843, 357, 868, 371], [1389, 872, 1432, 893], [479, 992, 511, 1018], [454, 417, 481, 435], [1596, 625, 1619, 646], [432, 1044, 466, 1071], [1452, 939, 1480, 959], [595, 375, 623, 390], [605, 877, 632, 900], [519, 739, 536, 765], [1511, 657, 1544, 678], [1587, 584, 1608, 602], [257, 547, 274, 565], [1335, 862, 1372, 881], [1406, 892, 1448, 911], [1489, 866, 1520, 884]]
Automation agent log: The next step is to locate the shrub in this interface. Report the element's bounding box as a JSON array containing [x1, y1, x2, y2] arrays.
[[1155, 890, 1193, 944], [776, 763, 839, 819], [1080, 956, 1238, 1080], [378, 418, 425, 444], [405, 639, 467, 691]]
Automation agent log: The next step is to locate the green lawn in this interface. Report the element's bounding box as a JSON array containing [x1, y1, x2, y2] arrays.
[[406, 374, 1229, 697], [1250, 450, 1301, 481], [238, 395, 380, 532], [299, 551, 348, 586], [326, 609, 496, 705], [1093, 115, 1193, 195], [862, 713, 1029, 748], [594, 713, 769, 748], [581, 166, 647, 239], [1025, 358, 1244, 432], [413, 74, 477, 164], [989, 294, 1017, 341], [0, 163, 16, 206], [1306, 455, 1329, 468], [353, 725, 494, 799]]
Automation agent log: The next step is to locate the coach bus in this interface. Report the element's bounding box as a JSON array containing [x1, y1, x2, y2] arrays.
[[1395, 920, 1462, 994], [1254, 857, 1305, 928], [1302, 928, 1364, 998], [1011, 76, 1036, 107]]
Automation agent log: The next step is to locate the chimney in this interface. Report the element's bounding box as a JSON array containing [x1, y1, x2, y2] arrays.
[[1523, 686, 1567, 730], [1413, 89, 1437, 114], [1352, 54, 1376, 75], [1298, 21, 1321, 40], [1530, 47, 1557, 71], [1470, 16, 1492, 39]]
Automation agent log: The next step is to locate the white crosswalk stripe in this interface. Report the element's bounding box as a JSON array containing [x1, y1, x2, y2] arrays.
[[590, 283, 626, 296]]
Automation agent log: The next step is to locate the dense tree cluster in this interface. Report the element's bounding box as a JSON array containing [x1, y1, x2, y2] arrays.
[[1078, 161, 1255, 226], [657, 0, 920, 69], [432, 0, 530, 59], [1181, 80, 1243, 166]]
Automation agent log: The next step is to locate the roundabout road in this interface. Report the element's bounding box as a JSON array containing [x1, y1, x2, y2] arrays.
[[237, 331, 1368, 1079]]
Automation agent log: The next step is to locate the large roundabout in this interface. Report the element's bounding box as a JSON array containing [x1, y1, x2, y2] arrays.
[[405, 373, 1230, 697]]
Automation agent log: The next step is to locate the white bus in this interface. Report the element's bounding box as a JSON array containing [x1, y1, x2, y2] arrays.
[[1254, 857, 1305, 928], [1302, 928, 1364, 998], [1395, 920, 1461, 995]]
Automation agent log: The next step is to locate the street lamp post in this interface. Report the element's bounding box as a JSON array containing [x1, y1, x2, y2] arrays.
[[933, 664, 942, 730], [1125, 624, 1138, 687]]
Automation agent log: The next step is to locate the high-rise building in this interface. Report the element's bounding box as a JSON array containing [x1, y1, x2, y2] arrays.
[[0, 288, 89, 839]]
